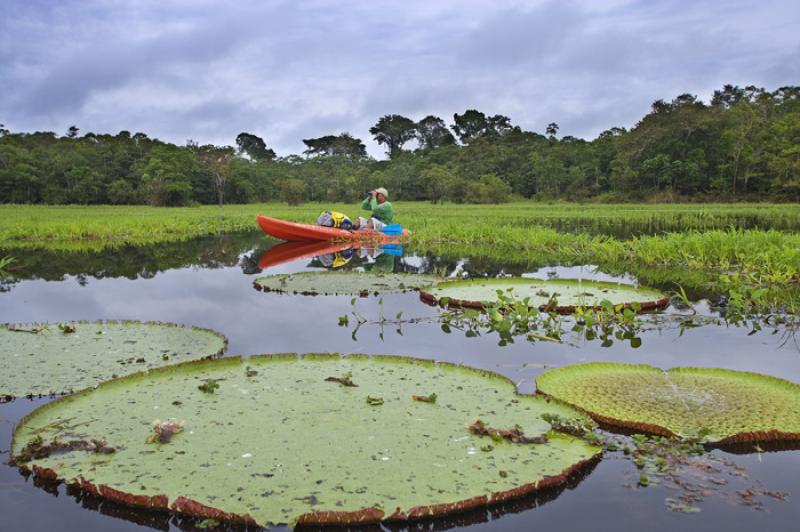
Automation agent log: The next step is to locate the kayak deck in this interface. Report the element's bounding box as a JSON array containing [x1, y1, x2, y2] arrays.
[[256, 215, 408, 242]]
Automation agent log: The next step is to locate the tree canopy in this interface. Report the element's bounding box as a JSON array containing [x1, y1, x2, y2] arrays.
[[1, 84, 798, 206]]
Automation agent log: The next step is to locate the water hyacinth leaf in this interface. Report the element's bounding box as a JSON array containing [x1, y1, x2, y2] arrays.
[[11, 354, 600, 527], [0, 321, 227, 399], [536, 362, 800, 444], [420, 278, 670, 313], [253, 271, 440, 296]]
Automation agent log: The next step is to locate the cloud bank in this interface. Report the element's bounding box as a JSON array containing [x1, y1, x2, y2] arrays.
[[1, 0, 797, 157]]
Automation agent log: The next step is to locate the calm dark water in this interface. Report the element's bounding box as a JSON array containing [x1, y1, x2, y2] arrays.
[[1, 233, 799, 531]]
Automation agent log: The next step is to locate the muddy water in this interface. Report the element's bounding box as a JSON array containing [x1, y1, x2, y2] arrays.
[[1, 234, 799, 531]]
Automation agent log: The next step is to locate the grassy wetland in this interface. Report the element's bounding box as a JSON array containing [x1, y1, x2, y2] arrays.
[[2, 201, 798, 315]]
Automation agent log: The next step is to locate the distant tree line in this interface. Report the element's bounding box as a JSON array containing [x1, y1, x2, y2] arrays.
[[1, 84, 798, 206]]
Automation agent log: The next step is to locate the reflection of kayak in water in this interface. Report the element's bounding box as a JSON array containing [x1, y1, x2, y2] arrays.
[[258, 241, 359, 269], [256, 215, 409, 242]]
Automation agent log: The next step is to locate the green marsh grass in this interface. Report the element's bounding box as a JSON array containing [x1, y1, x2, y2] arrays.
[[1, 202, 798, 314], [1, 202, 799, 251]]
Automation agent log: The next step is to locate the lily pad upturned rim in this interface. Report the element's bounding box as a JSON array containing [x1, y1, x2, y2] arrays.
[[419, 278, 671, 314], [23, 456, 602, 532], [536, 362, 800, 445], [0, 320, 228, 401], [11, 353, 602, 528], [253, 271, 441, 296]]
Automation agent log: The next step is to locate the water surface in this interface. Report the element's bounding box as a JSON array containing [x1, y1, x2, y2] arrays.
[[1, 233, 798, 531]]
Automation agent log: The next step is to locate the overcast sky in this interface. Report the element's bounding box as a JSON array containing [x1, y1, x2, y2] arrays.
[[1, 0, 798, 157]]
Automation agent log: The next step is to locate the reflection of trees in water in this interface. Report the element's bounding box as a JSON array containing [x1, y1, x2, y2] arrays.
[[0, 232, 267, 287], [20, 457, 599, 532], [1, 234, 721, 307]]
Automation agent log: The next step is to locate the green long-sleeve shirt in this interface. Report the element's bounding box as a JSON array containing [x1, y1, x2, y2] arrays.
[[361, 197, 393, 224]]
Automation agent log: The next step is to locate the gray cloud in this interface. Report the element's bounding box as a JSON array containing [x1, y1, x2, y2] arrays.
[[1, 0, 798, 157]]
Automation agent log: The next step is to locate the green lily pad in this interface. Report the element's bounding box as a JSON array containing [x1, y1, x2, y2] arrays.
[[536, 362, 800, 444], [420, 278, 670, 313], [254, 271, 441, 296], [11, 354, 601, 527], [0, 321, 227, 399]]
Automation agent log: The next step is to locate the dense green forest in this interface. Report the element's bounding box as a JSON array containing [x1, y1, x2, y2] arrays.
[[1, 84, 798, 206]]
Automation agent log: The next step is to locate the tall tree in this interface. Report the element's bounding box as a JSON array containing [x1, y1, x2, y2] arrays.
[[369, 115, 417, 158], [235, 133, 276, 162], [66, 125, 79, 138], [302, 133, 367, 159], [451, 110, 515, 143], [195, 145, 235, 206], [416, 115, 456, 149], [546, 122, 559, 137]]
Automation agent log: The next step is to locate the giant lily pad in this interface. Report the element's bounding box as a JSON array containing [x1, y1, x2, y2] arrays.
[[11, 354, 601, 527], [536, 362, 800, 444], [254, 271, 440, 296], [0, 321, 227, 399], [420, 278, 670, 313]]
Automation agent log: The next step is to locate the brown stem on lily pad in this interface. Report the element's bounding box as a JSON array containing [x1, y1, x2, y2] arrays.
[[12, 435, 115, 465], [468, 419, 548, 444]]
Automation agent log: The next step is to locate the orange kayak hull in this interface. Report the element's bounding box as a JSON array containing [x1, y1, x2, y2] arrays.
[[256, 215, 408, 242], [258, 241, 360, 269]]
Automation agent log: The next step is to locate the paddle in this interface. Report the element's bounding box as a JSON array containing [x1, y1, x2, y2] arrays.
[[380, 224, 402, 236]]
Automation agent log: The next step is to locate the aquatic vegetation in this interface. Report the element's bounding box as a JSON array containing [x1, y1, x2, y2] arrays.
[[601, 433, 789, 513], [253, 271, 440, 296], [11, 354, 600, 527], [0, 321, 227, 399], [0, 255, 14, 274], [536, 362, 800, 444], [420, 278, 669, 313]]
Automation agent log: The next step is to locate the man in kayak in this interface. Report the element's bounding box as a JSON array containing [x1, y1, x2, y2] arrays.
[[353, 187, 393, 230]]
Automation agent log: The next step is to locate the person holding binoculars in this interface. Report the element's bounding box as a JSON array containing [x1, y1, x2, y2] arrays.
[[353, 187, 393, 230]]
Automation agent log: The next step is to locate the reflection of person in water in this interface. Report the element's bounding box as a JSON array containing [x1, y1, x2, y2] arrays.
[[317, 248, 355, 269], [360, 248, 395, 273]]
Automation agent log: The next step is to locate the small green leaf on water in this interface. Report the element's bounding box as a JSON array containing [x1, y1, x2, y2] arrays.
[[198, 380, 220, 394], [196, 518, 222, 529], [638, 473, 649, 487]]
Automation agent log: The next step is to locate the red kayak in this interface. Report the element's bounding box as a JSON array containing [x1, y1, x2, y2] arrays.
[[256, 215, 408, 242]]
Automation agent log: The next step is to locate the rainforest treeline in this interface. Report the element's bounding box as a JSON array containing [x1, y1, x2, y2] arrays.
[[1, 85, 798, 206]]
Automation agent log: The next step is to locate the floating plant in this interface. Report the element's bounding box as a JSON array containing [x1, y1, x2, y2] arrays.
[[420, 278, 670, 313], [536, 362, 800, 444], [253, 271, 441, 296], [11, 354, 601, 527], [0, 321, 227, 399]]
